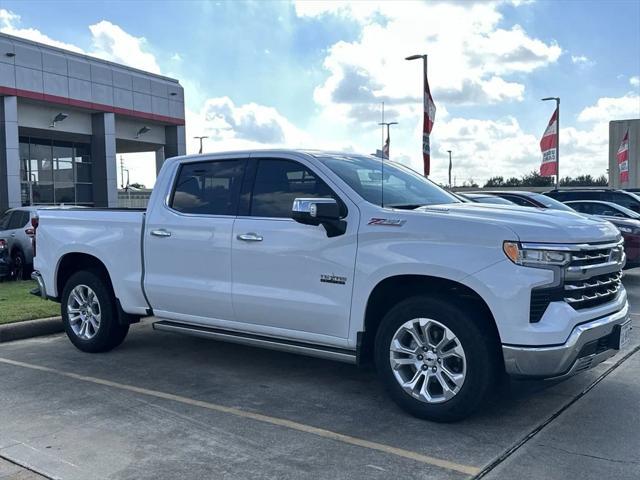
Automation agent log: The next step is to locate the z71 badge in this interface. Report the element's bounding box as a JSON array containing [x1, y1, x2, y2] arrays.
[[320, 274, 347, 285], [368, 218, 406, 226]]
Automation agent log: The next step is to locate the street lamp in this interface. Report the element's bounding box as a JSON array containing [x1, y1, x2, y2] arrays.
[[194, 135, 208, 154], [378, 121, 398, 159], [542, 96, 560, 188]]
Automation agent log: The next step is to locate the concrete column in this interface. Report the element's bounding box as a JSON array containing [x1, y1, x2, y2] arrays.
[[155, 146, 165, 175], [0, 96, 20, 212], [91, 112, 118, 208], [165, 125, 186, 159]]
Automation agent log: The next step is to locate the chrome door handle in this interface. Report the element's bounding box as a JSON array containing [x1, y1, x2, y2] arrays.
[[10, 233, 16, 237], [237, 232, 263, 242], [150, 229, 172, 238]]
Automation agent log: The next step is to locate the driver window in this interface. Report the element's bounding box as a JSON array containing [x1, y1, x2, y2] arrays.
[[250, 159, 341, 218]]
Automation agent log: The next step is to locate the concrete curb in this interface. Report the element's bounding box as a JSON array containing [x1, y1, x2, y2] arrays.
[[0, 317, 63, 343]]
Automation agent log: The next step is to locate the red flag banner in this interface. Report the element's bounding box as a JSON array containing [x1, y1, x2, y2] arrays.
[[540, 108, 558, 176], [423, 72, 436, 176], [383, 133, 390, 159], [617, 129, 630, 183]]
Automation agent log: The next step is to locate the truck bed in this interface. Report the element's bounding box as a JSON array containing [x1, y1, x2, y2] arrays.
[[34, 208, 150, 315]]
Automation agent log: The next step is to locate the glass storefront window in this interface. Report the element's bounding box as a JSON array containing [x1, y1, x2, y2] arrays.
[[18, 137, 93, 206]]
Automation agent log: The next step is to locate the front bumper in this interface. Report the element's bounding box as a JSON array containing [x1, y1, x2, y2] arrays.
[[503, 300, 630, 379]]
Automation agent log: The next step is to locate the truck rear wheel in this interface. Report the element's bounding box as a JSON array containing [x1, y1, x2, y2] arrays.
[[61, 270, 129, 353], [374, 295, 499, 422]]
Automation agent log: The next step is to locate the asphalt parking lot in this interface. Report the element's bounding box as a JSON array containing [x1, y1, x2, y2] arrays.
[[1, 276, 639, 480]]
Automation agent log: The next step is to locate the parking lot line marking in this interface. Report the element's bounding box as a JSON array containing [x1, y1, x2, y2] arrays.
[[0, 357, 480, 476]]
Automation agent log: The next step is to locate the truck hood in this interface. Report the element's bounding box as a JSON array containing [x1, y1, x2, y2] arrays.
[[411, 203, 620, 244]]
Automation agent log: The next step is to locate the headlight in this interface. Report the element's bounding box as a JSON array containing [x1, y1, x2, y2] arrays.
[[503, 241, 571, 267]]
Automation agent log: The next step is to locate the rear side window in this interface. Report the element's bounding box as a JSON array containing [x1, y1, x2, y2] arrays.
[[570, 202, 591, 214], [7, 211, 29, 229], [250, 159, 339, 218], [500, 195, 535, 207], [170, 160, 245, 215], [609, 192, 640, 210], [0, 212, 10, 230]]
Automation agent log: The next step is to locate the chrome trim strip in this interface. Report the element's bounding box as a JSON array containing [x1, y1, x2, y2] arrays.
[[521, 239, 623, 251], [153, 321, 357, 364]]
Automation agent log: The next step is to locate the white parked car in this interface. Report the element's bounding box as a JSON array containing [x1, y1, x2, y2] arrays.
[[31, 150, 630, 421]]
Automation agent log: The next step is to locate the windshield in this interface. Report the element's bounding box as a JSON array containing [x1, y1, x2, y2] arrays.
[[465, 194, 515, 205], [532, 193, 575, 211], [315, 154, 460, 208]]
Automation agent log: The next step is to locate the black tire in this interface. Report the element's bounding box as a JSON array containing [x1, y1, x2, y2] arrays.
[[374, 295, 500, 422], [10, 250, 27, 281], [61, 270, 129, 353]]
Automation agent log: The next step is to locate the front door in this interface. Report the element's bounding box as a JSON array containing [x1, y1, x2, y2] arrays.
[[231, 156, 358, 341], [144, 157, 246, 324]]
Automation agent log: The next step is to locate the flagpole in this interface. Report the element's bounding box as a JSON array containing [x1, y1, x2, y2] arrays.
[[556, 97, 560, 189], [381, 102, 385, 208]]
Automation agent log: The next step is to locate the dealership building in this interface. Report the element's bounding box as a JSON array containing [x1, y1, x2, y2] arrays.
[[0, 32, 185, 212]]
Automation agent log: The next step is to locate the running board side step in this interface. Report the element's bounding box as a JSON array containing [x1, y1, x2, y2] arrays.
[[152, 320, 357, 364]]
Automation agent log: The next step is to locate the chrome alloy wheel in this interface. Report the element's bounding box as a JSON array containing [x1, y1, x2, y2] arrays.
[[67, 284, 101, 340], [389, 318, 467, 404]]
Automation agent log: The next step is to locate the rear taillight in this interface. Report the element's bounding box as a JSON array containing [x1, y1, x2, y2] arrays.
[[31, 216, 39, 257]]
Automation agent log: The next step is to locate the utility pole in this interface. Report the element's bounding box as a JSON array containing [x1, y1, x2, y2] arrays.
[[120, 156, 125, 189], [447, 150, 452, 188], [194, 136, 208, 154], [542, 97, 560, 188]]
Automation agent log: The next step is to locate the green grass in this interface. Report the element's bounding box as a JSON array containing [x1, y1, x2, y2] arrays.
[[0, 280, 60, 325]]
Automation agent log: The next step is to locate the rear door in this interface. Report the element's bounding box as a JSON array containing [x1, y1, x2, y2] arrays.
[[231, 155, 358, 341], [143, 157, 246, 323]]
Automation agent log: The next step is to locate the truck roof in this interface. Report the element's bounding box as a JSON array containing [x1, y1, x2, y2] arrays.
[[165, 149, 371, 163]]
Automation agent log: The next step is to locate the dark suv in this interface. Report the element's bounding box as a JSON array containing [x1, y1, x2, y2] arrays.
[[545, 189, 640, 213]]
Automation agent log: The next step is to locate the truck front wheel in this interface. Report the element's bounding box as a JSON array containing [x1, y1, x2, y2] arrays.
[[61, 270, 129, 353], [374, 295, 499, 422]]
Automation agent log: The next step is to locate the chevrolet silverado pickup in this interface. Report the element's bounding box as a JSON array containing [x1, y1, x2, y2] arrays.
[[31, 150, 632, 421]]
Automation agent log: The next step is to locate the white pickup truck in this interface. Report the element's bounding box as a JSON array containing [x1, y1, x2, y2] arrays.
[[32, 150, 631, 421]]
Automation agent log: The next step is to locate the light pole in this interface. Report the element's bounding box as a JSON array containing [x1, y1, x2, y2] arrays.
[[405, 53, 428, 176], [542, 96, 560, 188], [378, 121, 398, 159], [194, 136, 208, 154], [447, 150, 452, 188]]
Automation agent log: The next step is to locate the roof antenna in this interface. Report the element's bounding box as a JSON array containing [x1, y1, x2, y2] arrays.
[[380, 101, 385, 208]]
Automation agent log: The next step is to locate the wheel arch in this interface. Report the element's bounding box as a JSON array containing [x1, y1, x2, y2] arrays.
[[55, 252, 140, 326], [359, 274, 502, 366], [55, 252, 115, 302]]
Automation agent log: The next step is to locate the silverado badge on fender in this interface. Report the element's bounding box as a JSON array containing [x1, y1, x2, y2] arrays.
[[320, 274, 347, 285]]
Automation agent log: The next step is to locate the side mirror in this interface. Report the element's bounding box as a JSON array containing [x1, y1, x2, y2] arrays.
[[292, 198, 346, 237]]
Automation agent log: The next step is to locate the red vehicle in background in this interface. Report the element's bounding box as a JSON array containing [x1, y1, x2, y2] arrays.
[[565, 200, 640, 268]]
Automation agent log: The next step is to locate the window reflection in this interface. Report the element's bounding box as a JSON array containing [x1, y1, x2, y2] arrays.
[[19, 136, 94, 206]]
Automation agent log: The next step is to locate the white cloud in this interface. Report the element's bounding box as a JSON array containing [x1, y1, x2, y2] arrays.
[[301, 0, 560, 119], [571, 54, 595, 67], [631, 76, 640, 87], [577, 94, 640, 122], [0, 8, 84, 53], [185, 97, 312, 154], [0, 9, 160, 74], [171, 53, 183, 62], [88, 21, 160, 73]]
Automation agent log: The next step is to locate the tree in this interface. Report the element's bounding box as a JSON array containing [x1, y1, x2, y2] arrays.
[[484, 176, 505, 187]]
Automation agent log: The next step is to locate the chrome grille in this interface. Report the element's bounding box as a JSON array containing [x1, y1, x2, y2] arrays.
[[563, 241, 624, 310]]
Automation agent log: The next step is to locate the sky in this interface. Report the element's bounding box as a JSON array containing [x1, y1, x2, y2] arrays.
[[1, 0, 639, 188]]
